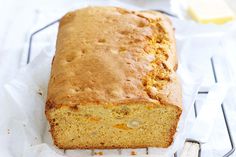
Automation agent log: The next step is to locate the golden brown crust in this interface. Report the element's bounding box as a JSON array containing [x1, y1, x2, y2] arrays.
[[45, 6, 182, 149], [46, 6, 181, 109]]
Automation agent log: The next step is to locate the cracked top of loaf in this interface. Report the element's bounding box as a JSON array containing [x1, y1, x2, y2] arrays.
[[46, 6, 181, 109]]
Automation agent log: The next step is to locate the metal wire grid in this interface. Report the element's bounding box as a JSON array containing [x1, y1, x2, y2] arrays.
[[26, 11, 235, 157]]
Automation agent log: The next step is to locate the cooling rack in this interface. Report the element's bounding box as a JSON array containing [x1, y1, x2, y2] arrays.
[[26, 10, 235, 157]]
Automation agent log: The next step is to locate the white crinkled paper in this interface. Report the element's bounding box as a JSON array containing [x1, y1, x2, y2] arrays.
[[0, 5, 229, 157]]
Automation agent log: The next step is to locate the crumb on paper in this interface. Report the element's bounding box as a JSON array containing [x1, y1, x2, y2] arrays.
[[131, 151, 136, 155], [37, 89, 43, 96], [94, 151, 103, 155], [7, 129, 10, 134], [34, 137, 37, 140], [23, 124, 26, 127]]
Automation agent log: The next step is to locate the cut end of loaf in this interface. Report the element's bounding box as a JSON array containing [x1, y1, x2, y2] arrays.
[[46, 102, 182, 149]]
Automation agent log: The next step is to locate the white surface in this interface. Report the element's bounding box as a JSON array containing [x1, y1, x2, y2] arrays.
[[188, 83, 230, 143], [0, 0, 236, 157]]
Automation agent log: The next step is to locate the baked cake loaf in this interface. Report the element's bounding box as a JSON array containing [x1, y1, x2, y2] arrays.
[[46, 6, 182, 149]]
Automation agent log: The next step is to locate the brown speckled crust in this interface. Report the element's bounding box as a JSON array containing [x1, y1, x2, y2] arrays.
[[46, 6, 182, 149]]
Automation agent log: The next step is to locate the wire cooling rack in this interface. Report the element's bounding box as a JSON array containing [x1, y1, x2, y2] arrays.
[[26, 10, 235, 157]]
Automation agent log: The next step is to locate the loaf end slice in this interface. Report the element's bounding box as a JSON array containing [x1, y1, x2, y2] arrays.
[[46, 99, 181, 149]]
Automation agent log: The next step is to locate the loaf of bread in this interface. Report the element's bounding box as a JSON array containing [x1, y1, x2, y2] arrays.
[[46, 6, 182, 149]]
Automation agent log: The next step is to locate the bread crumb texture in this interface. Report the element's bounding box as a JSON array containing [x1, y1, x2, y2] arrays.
[[46, 6, 182, 149]]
